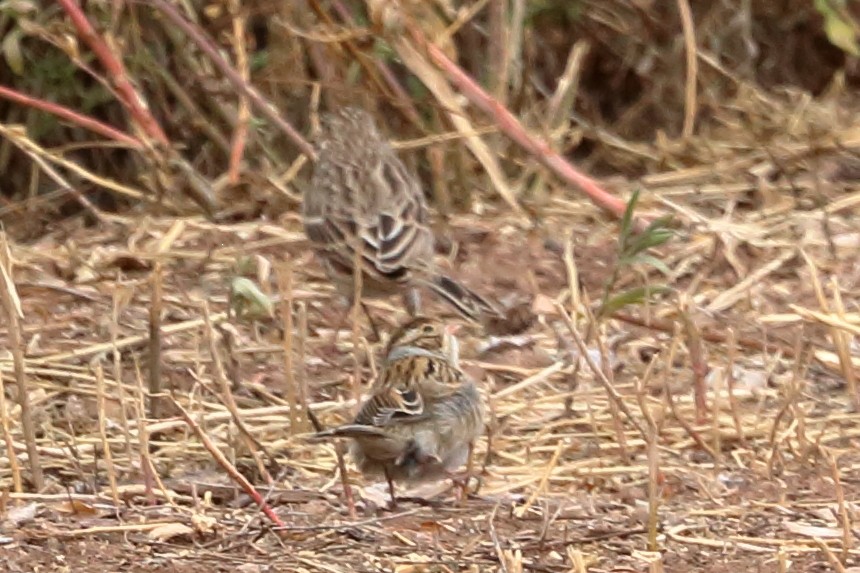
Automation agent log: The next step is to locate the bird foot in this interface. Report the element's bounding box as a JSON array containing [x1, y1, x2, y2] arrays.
[[446, 469, 482, 503]]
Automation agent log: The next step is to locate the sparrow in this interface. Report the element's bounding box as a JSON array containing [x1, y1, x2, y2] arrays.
[[313, 316, 484, 507], [302, 107, 501, 322]]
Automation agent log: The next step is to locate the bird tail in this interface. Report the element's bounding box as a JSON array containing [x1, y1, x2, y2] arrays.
[[424, 275, 503, 322], [309, 424, 389, 441]]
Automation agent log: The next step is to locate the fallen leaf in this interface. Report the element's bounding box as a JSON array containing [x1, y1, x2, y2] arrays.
[[53, 499, 99, 516], [191, 513, 219, 535], [3, 503, 38, 527], [783, 520, 842, 538], [148, 523, 194, 542]]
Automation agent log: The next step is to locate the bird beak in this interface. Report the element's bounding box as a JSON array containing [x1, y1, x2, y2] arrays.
[[445, 323, 462, 335]]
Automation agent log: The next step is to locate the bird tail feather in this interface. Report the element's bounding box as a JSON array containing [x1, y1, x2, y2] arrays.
[[310, 424, 388, 441], [424, 275, 502, 321]]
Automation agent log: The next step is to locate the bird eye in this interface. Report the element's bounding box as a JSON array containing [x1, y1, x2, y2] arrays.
[[399, 389, 418, 404], [422, 324, 435, 334]]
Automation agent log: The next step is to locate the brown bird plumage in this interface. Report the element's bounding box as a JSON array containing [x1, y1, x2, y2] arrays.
[[303, 107, 500, 321], [313, 316, 484, 506]]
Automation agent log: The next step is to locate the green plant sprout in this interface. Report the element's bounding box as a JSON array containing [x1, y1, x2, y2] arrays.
[[597, 188, 674, 320]]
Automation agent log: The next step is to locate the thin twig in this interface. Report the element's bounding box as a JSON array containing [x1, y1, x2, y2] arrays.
[[276, 260, 300, 435], [676, 0, 698, 137], [202, 303, 274, 484], [725, 328, 745, 446], [370, 4, 636, 225], [57, 0, 168, 144], [297, 301, 310, 433], [306, 409, 356, 519], [146, 0, 315, 158], [0, 368, 22, 493], [132, 357, 175, 507], [0, 232, 43, 490], [556, 303, 645, 438], [227, 0, 250, 184], [678, 295, 708, 424], [148, 261, 164, 418], [94, 363, 120, 505], [170, 397, 286, 527], [0, 85, 141, 147]]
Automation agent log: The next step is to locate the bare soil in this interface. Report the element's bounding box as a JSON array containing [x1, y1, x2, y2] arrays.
[[2, 189, 860, 573]]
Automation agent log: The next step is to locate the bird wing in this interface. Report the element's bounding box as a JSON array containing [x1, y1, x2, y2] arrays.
[[305, 147, 434, 285], [354, 355, 468, 429], [353, 361, 427, 428]]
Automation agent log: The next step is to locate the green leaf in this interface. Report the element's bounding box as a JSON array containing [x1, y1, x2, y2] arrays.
[[643, 214, 675, 235], [815, 0, 860, 56], [624, 227, 674, 258], [230, 277, 274, 320], [0, 0, 38, 16], [250, 51, 269, 72], [598, 285, 672, 318], [372, 38, 396, 60], [345, 60, 362, 86], [629, 254, 672, 276], [620, 189, 639, 233], [2, 27, 24, 75], [618, 188, 640, 251], [525, 0, 583, 25]]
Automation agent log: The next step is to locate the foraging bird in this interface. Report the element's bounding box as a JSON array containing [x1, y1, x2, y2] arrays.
[[302, 107, 501, 322], [313, 316, 484, 506]]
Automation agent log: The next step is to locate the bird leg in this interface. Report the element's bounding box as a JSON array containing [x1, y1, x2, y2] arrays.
[[466, 440, 475, 485], [449, 441, 477, 504], [325, 297, 381, 352], [383, 466, 398, 510], [360, 301, 382, 342]]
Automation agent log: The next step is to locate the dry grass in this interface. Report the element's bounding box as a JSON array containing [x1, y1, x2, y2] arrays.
[[1, 2, 860, 572], [1, 168, 859, 571]]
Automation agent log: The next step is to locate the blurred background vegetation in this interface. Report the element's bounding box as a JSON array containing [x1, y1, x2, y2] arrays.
[[0, 0, 858, 237]]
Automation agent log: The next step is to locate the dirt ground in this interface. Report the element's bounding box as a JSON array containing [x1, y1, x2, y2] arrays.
[[4, 1, 860, 570], [1, 180, 860, 573]]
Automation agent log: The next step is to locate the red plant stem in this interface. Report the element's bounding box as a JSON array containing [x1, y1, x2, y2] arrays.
[[146, 0, 316, 159], [0, 85, 141, 148], [228, 0, 250, 184], [684, 313, 709, 425], [172, 399, 286, 528], [403, 22, 634, 225], [57, 0, 169, 145]]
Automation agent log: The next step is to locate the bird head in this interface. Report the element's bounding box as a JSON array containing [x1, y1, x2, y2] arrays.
[[316, 107, 383, 147], [384, 316, 461, 364]]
